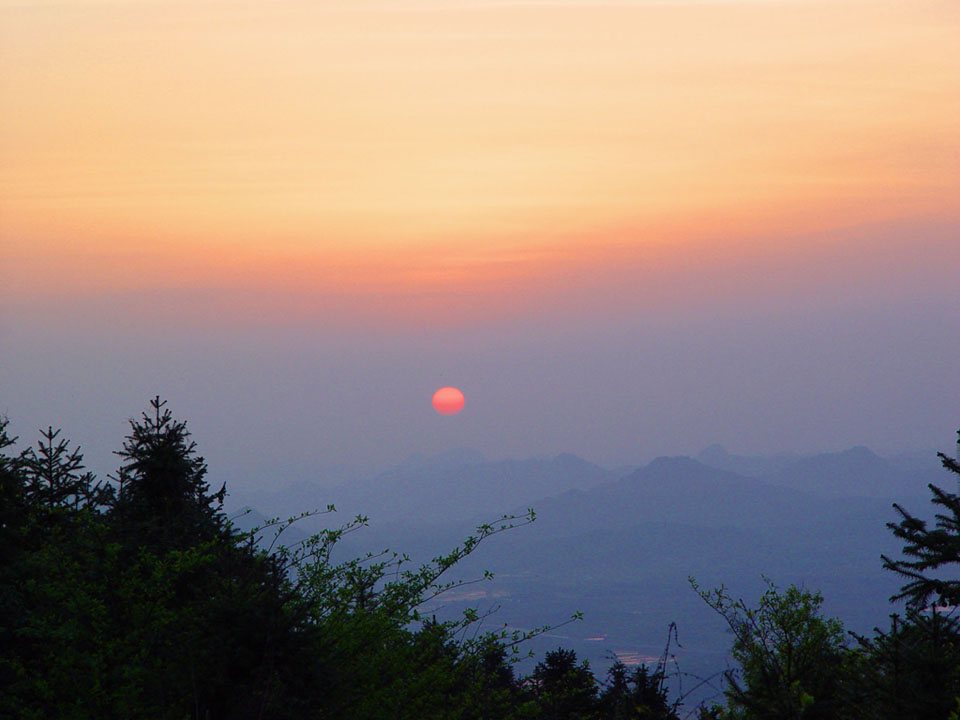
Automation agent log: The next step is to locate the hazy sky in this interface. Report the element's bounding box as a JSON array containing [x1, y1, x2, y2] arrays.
[[1, 0, 958, 490]]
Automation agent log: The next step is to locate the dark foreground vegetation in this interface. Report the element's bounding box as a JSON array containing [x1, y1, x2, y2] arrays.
[[1, 399, 958, 719]]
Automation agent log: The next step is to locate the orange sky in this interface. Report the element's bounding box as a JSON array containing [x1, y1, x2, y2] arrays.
[[2, 0, 958, 325]]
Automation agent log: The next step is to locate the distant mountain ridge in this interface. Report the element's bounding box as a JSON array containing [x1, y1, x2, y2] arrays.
[[229, 451, 616, 527], [229, 444, 942, 529], [696, 444, 799, 477], [766, 446, 935, 497], [340, 452, 614, 523], [517, 454, 905, 537]]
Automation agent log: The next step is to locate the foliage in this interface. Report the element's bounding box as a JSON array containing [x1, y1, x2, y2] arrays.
[[864, 433, 960, 718], [0, 400, 580, 719], [853, 607, 960, 720], [599, 659, 680, 720], [691, 579, 852, 720], [7, 401, 959, 719], [528, 648, 600, 720]]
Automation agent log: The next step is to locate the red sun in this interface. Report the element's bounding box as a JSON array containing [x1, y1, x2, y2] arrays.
[[432, 386, 465, 415]]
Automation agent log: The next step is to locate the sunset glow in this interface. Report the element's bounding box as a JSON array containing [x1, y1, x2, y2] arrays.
[[1, 0, 958, 326]]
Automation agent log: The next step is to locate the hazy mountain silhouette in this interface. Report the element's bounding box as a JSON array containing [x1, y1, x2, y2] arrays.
[[696, 444, 800, 477], [887, 447, 947, 476], [347, 451, 613, 523], [394, 447, 487, 474], [765, 446, 936, 498], [231, 450, 614, 528], [525, 455, 861, 533]]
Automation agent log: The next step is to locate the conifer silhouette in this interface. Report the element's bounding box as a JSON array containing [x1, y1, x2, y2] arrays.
[[112, 396, 227, 549], [882, 430, 960, 608]]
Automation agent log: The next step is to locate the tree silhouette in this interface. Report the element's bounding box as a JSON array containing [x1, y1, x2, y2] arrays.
[[22, 427, 107, 511], [530, 648, 600, 720], [862, 431, 960, 719], [854, 608, 960, 720], [0, 418, 27, 714], [882, 430, 960, 608], [112, 396, 226, 550], [599, 660, 680, 719]]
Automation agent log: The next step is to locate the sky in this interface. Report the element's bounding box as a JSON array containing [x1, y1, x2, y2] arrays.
[[1, 0, 958, 490]]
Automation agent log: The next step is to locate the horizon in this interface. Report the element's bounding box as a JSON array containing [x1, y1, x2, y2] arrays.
[[0, 400, 949, 495]]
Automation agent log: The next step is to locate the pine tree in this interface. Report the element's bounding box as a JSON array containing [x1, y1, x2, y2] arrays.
[[112, 396, 226, 550], [22, 426, 110, 512], [0, 418, 27, 713], [864, 431, 960, 718], [599, 660, 680, 720], [882, 430, 960, 608], [530, 648, 600, 720], [856, 608, 960, 720], [0, 417, 24, 569], [102, 398, 298, 719], [0, 419, 120, 718]]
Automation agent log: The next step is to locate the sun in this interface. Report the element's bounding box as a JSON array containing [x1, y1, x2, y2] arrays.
[[432, 387, 465, 416]]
